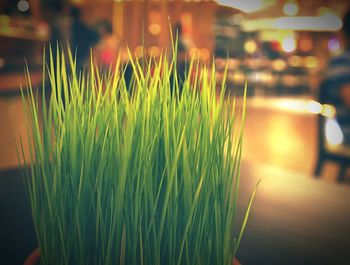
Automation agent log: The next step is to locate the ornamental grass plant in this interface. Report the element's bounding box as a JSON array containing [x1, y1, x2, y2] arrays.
[[19, 41, 257, 265]]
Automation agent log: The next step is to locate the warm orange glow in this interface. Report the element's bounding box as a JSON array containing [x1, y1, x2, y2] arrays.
[[149, 11, 161, 21], [148, 23, 161, 36], [134, 46, 144, 58], [232, 71, 245, 83], [180, 13, 193, 36], [299, 38, 313, 52], [272, 59, 287, 71], [200, 48, 210, 61], [148, 46, 161, 57], [190, 48, 199, 58]]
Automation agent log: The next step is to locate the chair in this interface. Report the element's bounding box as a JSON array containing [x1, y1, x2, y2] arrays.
[[314, 108, 350, 182]]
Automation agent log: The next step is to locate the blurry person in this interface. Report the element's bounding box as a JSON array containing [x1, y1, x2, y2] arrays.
[[94, 20, 121, 71], [174, 22, 187, 59], [70, 6, 99, 70], [320, 9, 350, 146], [43, 1, 70, 46], [174, 22, 189, 83]]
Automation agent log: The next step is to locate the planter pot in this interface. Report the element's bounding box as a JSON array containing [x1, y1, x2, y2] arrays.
[[24, 249, 241, 265], [23, 248, 40, 265], [233, 258, 241, 265]]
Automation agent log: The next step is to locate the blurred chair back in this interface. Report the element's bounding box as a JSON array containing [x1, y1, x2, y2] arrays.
[[314, 83, 350, 182]]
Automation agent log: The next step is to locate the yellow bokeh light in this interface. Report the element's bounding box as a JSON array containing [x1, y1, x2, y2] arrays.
[[244, 40, 257, 54], [148, 23, 161, 35], [233, 71, 245, 83], [272, 59, 287, 71], [321, 104, 336, 118], [190, 48, 199, 58], [305, 56, 318, 68]]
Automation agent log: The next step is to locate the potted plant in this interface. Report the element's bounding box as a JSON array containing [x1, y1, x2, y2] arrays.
[[20, 43, 257, 265]]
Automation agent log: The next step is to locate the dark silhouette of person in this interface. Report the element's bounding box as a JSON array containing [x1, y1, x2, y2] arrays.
[[315, 9, 350, 181], [174, 22, 188, 84], [170, 22, 189, 96], [70, 7, 99, 71], [43, 1, 70, 53], [320, 9, 350, 146]]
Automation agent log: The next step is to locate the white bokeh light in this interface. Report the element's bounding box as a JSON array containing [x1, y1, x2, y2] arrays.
[[325, 118, 344, 146], [281, 36, 296, 52], [17, 0, 29, 12]]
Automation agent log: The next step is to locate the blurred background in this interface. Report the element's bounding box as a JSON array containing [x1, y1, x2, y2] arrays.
[[0, 0, 349, 181], [1, 1, 350, 265]]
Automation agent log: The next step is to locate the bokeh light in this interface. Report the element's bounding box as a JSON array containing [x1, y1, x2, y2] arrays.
[[299, 38, 313, 52], [306, 100, 322, 114], [244, 40, 257, 54], [321, 104, 336, 118], [272, 59, 287, 71], [200, 48, 210, 61], [325, 118, 344, 146], [148, 23, 161, 35], [281, 36, 296, 52], [288, 55, 302, 67], [328, 37, 341, 53], [304, 56, 318, 68], [148, 46, 161, 57], [17, 0, 30, 13], [283, 2, 299, 16]]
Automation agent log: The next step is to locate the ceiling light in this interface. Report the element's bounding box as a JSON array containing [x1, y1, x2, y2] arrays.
[[283, 2, 299, 16], [17, 0, 29, 12], [216, 0, 265, 13]]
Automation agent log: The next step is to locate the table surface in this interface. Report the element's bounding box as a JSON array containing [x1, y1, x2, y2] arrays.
[[236, 162, 350, 265], [1, 162, 350, 265]]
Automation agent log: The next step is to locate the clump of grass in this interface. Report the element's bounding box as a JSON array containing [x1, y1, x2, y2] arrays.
[[19, 42, 255, 265]]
